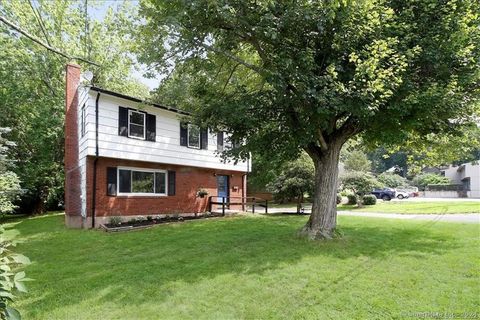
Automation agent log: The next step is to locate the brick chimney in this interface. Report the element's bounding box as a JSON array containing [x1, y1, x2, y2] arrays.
[[65, 64, 82, 227]]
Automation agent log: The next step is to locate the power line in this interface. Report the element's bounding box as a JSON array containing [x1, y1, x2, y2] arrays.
[[0, 15, 100, 66]]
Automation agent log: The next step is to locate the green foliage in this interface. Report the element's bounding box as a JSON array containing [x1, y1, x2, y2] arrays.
[[266, 154, 314, 211], [138, 0, 480, 225], [0, 1, 148, 213], [0, 225, 31, 320], [0, 129, 21, 216], [139, 0, 479, 160], [377, 172, 409, 189], [367, 147, 408, 175], [412, 173, 450, 191], [346, 194, 358, 205], [336, 194, 342, 205], [341, 171, 381, 197], [108, 216, 122, 226], [362, 195, 377, 206], [343, 150, 372, 173]]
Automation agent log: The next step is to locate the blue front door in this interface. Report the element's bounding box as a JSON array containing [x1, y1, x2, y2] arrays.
[[217, 175, 229, 202]]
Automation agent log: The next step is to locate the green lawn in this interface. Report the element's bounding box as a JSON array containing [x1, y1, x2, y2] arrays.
[[269, 201, 480, 214], [8, 213, 480, 319], [338, 201, 480, 214]]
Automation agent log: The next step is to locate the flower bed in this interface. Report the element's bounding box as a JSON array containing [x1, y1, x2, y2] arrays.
[[101, 213, 223, 232]]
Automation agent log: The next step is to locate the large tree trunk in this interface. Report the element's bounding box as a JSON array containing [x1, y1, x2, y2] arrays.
[[300, 143, 342, 240]]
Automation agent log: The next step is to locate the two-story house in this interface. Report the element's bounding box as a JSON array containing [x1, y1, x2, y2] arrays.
[[65, 64, 250, 228]]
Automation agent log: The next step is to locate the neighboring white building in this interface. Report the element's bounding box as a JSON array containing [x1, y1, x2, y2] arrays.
[[437, 161, 480, 198]]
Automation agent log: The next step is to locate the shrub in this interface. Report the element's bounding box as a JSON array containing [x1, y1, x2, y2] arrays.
[[362, 195, 377, 205], [146, 216, 153, 221], [347, 194, 358, 205], [412, 173, 450, 191], [336, 194, 342, 204], [377, 172, 409, 188], [340, 171, 382, 196], [108, 216, 122, 226], [1, 225, 31, 320]]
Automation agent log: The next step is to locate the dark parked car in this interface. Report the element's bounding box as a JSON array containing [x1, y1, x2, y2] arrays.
[[371, 188, 396, 201]]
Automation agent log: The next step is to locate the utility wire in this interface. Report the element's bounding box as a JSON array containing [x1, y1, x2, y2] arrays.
[[0, 15, 100, 66], [28, 0, 50, 46]]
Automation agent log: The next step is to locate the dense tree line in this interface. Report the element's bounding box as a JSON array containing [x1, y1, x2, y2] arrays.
[[0, 1, 148, 214]]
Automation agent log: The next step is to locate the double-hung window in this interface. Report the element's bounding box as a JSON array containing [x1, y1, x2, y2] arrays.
[[118, 167, 167, 196], [187, 124, 201, 149], [128, 110, 146, 139]]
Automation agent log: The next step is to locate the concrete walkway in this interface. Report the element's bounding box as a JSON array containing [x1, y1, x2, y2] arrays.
[[266, 208, 480, 224]]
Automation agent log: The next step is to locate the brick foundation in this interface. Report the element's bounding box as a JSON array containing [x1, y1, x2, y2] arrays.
[[79, 156, 246, 227]]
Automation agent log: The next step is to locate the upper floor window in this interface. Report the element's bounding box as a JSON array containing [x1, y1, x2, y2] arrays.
[[180, 122, 207, 149], [217, 132, 233, 151], [119, 106, 156, 142], [128, 110, 146, 139], [187, 124, 200, 149]]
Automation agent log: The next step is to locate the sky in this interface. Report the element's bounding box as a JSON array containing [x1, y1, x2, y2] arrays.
[[89, 0, 161, 90]]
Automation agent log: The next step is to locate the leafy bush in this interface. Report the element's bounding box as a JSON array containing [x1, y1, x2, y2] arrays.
[[412, 173, 450, 191], [108, 216, 122, 226], [377, 172, 409, 188], [362, 195, 377, 205], [267, 154, 314, 213], [347, 194, 358, 205], [336, 194, 342, 205], [340, 171, 382, 196], [0, 128, 22, 216], [1, 225, 31, 320]]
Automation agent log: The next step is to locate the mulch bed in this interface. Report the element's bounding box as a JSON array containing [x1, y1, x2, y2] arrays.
[[101, 213, 224, 232]]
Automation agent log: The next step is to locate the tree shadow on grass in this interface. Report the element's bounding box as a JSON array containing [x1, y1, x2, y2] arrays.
[[14, 214, 463, 315]]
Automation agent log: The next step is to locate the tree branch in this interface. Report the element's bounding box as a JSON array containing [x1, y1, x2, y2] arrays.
[[221, 63, 241, 93], [0, 15, 100, 66], [195, 40, 263, 75]]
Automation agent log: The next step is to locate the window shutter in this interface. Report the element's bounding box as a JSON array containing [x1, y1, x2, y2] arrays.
[[217, 132, 224, 152], [168, 171, 176, 196], [107, 167, 117, 196], [118, 106, 128, 136], [180, 122, 188, 146], [146, 113, 156, 141], [200, 128, 208, 150]]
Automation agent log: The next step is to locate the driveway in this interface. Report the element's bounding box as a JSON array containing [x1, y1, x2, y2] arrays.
[[266, 208, 480, 224]]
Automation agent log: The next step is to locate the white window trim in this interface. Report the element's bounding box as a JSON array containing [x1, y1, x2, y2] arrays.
[[128, 110, 146, 140], [187, 123, 201, 149], [117, 166, 167, 197]]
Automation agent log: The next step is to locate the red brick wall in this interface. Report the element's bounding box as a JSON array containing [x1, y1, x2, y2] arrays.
[[86, 156, 246, 218], [64, 64, 82, 217]]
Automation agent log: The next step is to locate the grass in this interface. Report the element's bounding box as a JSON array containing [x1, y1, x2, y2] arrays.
[[337, 201, 480, 214], [8, 213, 480, 319], [268, 200, 480, 214]]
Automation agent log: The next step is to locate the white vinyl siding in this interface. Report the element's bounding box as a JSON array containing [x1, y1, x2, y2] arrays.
[[83, 90, 250, 172]]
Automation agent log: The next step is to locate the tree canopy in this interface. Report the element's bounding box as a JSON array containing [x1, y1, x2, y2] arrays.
[[138, 0, 480, 239], [0, 1, 147, 213]]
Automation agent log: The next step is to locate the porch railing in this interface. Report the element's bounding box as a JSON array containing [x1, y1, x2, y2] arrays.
[[208, 196, 268, 216]]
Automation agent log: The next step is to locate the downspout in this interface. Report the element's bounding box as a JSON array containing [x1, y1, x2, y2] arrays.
[[91, 92, 100, 228]]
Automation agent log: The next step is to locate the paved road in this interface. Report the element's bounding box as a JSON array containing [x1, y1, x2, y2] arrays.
[[266, 208, 480, 224]]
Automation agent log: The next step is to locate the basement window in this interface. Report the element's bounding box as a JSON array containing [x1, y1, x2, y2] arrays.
[[118, 167, 167, 196], [128, 110, 146, 139]]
